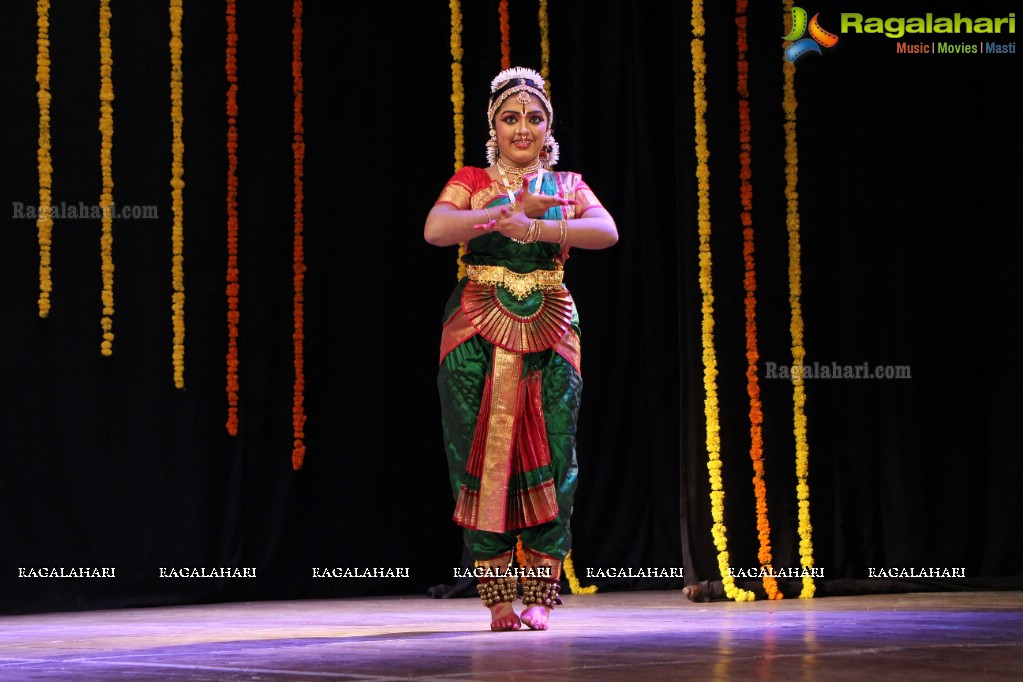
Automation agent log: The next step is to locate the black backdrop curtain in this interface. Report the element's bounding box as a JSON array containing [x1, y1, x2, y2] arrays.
[[0, 0, 1019, 615]]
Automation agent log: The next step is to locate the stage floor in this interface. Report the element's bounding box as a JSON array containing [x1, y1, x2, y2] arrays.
[[1, 590, 1021, 680]]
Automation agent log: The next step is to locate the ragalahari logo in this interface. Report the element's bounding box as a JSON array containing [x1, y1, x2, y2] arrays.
[[784, 7, 839, 62]]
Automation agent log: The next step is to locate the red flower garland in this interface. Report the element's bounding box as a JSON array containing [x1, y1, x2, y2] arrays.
[[291, 0, 307, 470], [538, 0, 550, 94], [226, 0, 240, 434], [499, 0, 511, 69], [737, 0, 780, 600]]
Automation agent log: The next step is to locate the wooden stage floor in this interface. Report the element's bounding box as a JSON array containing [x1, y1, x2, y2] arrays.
[[1, 590, 1021, 680]]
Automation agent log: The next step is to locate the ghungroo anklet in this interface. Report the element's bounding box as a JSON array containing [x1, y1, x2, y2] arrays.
[[521, 577, 562, 608], [478, 575, 518, 608]]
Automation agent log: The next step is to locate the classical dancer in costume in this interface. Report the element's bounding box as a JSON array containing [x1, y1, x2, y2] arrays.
[[424, 67, 618, 631]]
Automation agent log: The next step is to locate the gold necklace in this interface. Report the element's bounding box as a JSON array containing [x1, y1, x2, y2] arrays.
[[497, 158, 540, 188], [496, 158, 541, 207]]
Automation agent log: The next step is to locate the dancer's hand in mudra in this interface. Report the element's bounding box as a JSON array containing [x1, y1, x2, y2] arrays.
[[517, 179, 576, 219]]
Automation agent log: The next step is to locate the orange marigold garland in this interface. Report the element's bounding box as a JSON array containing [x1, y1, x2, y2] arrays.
[[170, 0, 186, 388], [783, 0, 816, 599], [99, 0, 115, 356], [291, 0, 307, 470], [36, 0, 53, 318], [737, 0, 780, 600], [692, 0, 754, 603], [226, 0, 240, 434], [450, 0, 468, 279], [499, 0, 511, 70]]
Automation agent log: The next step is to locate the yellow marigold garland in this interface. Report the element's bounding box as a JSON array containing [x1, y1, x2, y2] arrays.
[[449, 0, 464, 175], [99, 0, 115, 356], [291, 0, 307, 470], [783, 0, 815, 599], [737, 0, 780, 600], [564, 551, 597, 595], [692, 0, 754, 603], [226, 0, 240, 435], [36, 0, 53, 318], [170, 0, 186, 388], [538, 0, 551, 95], [450, 0, 468, 279]]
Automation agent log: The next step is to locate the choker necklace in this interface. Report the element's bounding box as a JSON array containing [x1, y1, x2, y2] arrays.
[[496, 158, 541, 207]]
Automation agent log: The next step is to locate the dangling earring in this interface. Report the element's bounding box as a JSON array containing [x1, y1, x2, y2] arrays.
[[541, 134, 560, 169], [486, 129, 499, 165]]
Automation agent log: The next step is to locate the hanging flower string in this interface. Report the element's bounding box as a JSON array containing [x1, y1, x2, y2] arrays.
[[692, 0, 754, 603], [291, 0, 307, 470], [449, 0, 464, 175], [226, 0, 240, 434], [538, 0, 551, 96], [737, 0, 780, 600], [36, 0, 53, 318], [564, 551, 597, 595], [450, 0, 468, 279], [783, 0, 815, 599], [170, 0, 186, 388], [99, 0, 115, 356], [499, 0, 511, 70]]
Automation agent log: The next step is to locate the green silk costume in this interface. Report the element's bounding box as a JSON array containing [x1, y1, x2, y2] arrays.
[[436, 166, 599, 573]]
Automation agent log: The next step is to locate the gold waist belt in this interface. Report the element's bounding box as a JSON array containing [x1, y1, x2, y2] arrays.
[[466, 264, 564, 300]]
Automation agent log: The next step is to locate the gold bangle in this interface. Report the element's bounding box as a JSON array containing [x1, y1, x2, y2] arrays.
[[483, 206, 493, 223], [558, 219, 568, 247], [512, 218, 540, 244], [510, 220, 532, 244]]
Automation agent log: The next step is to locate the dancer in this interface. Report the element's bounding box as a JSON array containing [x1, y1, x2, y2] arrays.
[[425, 67, 617, 630]]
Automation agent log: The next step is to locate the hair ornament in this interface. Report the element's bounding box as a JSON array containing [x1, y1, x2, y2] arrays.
[[490, 67, 546, 93]]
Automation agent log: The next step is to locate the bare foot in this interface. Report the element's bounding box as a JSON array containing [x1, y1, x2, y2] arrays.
[[489, 602, 521, 631], [519, 605, 551, 630]]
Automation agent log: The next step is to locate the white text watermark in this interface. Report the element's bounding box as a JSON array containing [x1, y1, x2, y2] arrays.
[[453, 566, 550, 579], [868, 567, 965, 578], [18, 567, 116, 578], [728, 566, 823, 578], [159, 567, 257, 578], [313, 567, 411, 578], [584, 567, 684, 579]]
